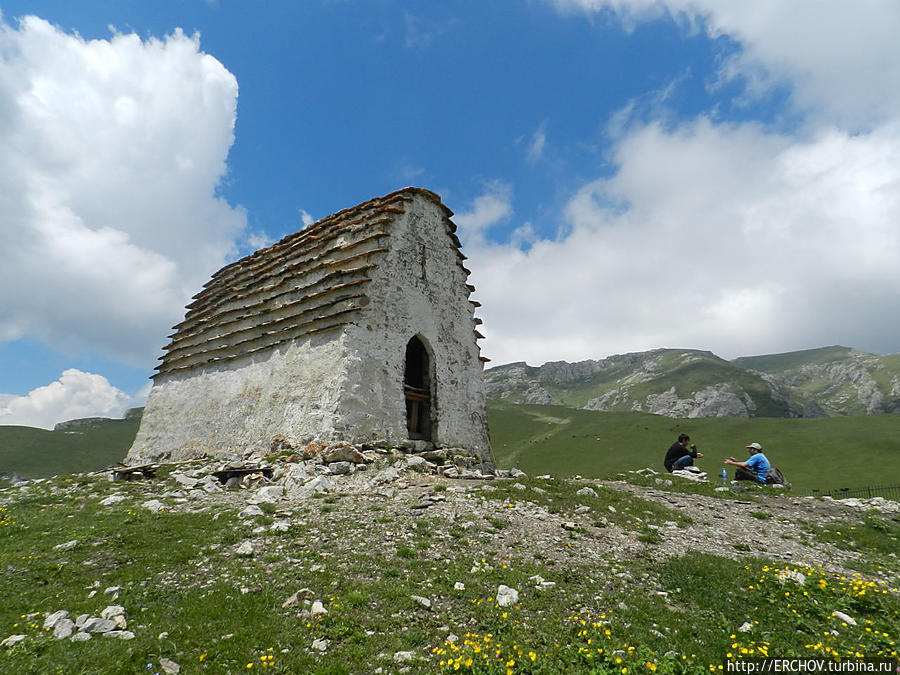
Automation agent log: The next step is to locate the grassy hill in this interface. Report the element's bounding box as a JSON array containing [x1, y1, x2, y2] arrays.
[[487, 401, 900, 493], [732, 345, 861, 371], [0, 451, 897, 673], [0, 410, 140, 481]]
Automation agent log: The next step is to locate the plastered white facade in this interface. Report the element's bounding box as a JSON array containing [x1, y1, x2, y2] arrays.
[[126, 190, 491, 465]]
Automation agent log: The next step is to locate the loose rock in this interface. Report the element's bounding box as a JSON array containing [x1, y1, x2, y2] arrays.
[[832, 610, 857, 626], [142, 499, 165, 513], [239, 505, 265, 519], [411, 595, 432, 609], [2, 635, 26, 648], [53, 619, 75, 639], [496, 585, 519, 607], [43, 610, 69, 630], [160, 657, 181, 673]]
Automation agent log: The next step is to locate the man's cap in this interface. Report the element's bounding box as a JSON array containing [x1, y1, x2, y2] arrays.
[[746, 442, 762, 451]]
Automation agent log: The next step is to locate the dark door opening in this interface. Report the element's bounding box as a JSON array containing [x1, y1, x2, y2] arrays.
[[404, 336, 432, 441]]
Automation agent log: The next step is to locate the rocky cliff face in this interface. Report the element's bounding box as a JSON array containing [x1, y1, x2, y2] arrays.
[[485, 346, 900, 419]]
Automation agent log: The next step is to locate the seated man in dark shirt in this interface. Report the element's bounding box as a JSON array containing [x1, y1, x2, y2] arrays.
[[663, 433, 703, 472]]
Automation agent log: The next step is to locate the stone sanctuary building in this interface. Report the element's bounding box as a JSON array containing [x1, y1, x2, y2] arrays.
[[125, 188, 492, 466]]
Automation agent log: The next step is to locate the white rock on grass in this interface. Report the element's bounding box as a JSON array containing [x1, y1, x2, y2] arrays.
[[832, 611, 857, 626], [159, 657, 181, 673], [103, 631, 135, 640], [43, 610, 70, 630], [54, 619, 75, 639], [142, 499, 165, 513], [529, 574, 556, 590], [239, 505, 265, 519], [496, 585, 519, 607], [101, 606, 126, 628], [2, 634, 26, 648], [70, 632, 91, 642], [310, 600, 328, 617], [311, 638, 328, 652], [99, 495, 126, 506], [54, 539, 79, 551], [394, 651, 415, 663], [81, 617, 118, 633], [576, 487, 598, 497], [776, 569, 806, 585], [235, 541, 254, 557], [282, 588, 314, 609], [411, 595, 432, 609]]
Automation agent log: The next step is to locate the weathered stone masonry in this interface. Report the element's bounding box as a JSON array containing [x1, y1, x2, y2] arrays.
[[126, 188, 492, 466]]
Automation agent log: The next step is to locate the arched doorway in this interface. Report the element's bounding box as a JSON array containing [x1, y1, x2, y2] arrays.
[[404, 335, 432, 441]]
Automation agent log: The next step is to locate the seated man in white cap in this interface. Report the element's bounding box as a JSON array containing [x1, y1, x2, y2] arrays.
[[724, 442, 771, 483]]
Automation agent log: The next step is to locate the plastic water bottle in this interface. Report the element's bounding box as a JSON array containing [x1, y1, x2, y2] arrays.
[[721, 468, 728, 484]]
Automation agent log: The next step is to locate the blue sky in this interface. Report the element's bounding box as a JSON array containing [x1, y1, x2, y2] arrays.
[[2, 1, 900, 428]]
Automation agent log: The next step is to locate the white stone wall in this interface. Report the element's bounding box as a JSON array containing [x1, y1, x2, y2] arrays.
[[126, 191, 492, 466], [337, 195, 491, 461], [126, 333, 350, 462]]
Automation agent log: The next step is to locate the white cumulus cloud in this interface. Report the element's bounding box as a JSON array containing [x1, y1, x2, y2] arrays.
[[0, 15, 245, 366], [0, 369, 136, 430], [463, 2, 900, 366], [469, 119, 900, 365], [452, 182, 513, 245], [551, 0, 900, 129]]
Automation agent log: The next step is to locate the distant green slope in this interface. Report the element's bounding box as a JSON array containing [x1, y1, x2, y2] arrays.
[[487, 400, 900, 493], [732, 345, 860, 371], [0, 412, 141, 481]]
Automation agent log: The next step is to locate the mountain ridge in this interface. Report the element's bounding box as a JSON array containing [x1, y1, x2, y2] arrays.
[[485, 345, 900, 418]]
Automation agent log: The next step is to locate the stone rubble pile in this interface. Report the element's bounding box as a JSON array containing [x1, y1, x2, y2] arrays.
[[110, 439, 526, 510], [41, 606, 134, 641], [826, 496, 900, 513]]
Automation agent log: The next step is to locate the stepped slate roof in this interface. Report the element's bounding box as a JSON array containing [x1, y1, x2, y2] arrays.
[[156, 187, 477, 377]]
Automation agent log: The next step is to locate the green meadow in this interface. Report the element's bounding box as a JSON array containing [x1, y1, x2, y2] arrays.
[[487, 401, 900, 493], [3, 404, 900, 496], [0, 415, 140, 481]]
